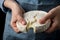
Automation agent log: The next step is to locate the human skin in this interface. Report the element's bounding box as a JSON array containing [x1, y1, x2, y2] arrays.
[[39, 5, 60, 33], [4, 0, 26, 33], [4, 0, 60, 33]]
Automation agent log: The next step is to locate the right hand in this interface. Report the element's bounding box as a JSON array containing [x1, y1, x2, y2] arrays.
[[10, 4, 26, 33], [4, 0, 26, 33]]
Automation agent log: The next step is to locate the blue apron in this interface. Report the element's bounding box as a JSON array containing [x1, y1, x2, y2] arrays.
[[3, 0, 60, 40]]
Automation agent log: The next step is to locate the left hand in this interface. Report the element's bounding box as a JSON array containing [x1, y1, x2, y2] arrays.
[[39, 5, 60, 33]]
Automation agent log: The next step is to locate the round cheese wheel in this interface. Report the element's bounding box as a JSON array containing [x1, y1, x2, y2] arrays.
[[16, 10, 51, 33]]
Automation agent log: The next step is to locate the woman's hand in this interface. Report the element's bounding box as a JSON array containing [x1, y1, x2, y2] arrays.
[[39, 5, 60, 33], [4, 0, 26, 33], [10, 7, 26, 33]]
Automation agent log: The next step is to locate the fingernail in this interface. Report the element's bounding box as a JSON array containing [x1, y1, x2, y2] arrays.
[[39, 20, 42, 24], [39, 19, 45, 24], [39, 20, 44, 24], [22, 21, 26, 25]]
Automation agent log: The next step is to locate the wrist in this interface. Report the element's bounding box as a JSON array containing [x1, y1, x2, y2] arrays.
[[4, 0, 19, 10], [4, 0, 25, 14], [12, 4, 25, 15]]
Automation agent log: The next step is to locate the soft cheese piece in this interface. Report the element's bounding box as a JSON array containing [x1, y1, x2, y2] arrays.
[[16, 10, 51, 33]]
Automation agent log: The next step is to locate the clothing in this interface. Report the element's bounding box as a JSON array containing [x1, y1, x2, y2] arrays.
[[0, 0, 60, 40], [0, 0, 4, 12]]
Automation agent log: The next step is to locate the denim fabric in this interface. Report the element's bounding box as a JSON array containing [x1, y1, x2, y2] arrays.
[[0, 0, 4, 12], [16, 0, 60, 12], [0, 0, 3, 8], [3, 0, 60, 40], [0, 0, 8, 13]]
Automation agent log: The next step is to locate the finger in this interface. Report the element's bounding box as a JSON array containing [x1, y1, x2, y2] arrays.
[[39, 13, 53, 24], [11, 21, 20, 33], [39, 8, 56, 24], [46, 20, 58, 33], [17, 15, 26, 25], [10, 18, 20, 33]]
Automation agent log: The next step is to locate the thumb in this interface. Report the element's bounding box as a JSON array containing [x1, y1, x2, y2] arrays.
[[40, 8, 56, 24]]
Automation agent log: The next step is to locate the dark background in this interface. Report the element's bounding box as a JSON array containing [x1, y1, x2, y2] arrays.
[[0, 8, 6, 40]]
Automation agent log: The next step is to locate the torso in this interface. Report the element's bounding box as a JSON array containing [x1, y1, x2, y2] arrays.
[[16, 0, 60, 12]]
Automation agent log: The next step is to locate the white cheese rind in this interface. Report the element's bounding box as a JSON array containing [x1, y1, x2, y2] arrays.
[[16, 11, 51, 33]]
